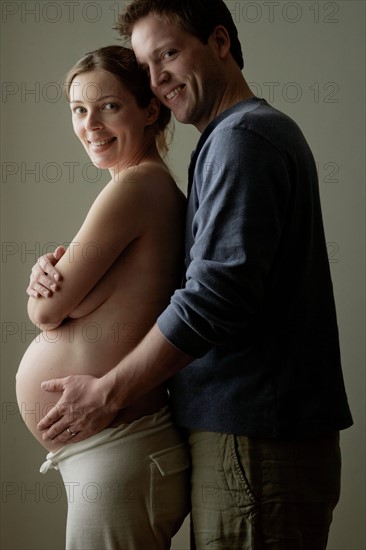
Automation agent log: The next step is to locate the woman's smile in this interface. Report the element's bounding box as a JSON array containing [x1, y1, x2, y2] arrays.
[[70, 69, 154, 171]]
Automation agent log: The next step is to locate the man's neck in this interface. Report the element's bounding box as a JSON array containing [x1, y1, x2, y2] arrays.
[[197, 74, 254, 133]]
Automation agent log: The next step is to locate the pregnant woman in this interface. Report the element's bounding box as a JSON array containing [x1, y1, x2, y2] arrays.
[[16, 46, 189, 550]]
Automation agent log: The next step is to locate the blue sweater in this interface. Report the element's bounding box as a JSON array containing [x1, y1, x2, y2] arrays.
[[158, 98, 353, 437]]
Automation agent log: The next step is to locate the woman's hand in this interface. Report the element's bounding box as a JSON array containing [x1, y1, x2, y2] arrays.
[[26, 246, 65, 298]]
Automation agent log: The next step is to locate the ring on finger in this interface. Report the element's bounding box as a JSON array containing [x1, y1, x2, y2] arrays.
[[66, 427, 77, 437]]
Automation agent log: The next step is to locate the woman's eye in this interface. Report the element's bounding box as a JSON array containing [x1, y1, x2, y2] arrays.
[[104, 103, 118, 111], [73, 106, 86, 114]]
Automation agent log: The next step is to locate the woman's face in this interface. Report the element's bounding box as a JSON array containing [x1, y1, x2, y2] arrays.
[[69, 69, 154, 171]]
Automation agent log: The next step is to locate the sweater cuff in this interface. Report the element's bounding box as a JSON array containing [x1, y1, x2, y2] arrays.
[[157, 306, 212, 358]]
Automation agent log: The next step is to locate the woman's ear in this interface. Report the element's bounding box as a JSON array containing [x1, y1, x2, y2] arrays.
[[145, 97, 160, 126]]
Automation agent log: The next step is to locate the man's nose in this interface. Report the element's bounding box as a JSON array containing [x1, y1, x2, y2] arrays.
[[149, 65, 169, 89]]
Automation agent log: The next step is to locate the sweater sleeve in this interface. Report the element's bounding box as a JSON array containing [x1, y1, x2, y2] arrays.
[[158, 126, 292, 357]]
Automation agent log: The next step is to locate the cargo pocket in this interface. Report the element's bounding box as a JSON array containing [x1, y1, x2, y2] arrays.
[[149, 442, 191, 527]]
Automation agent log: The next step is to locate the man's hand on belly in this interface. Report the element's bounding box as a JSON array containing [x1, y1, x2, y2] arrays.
[[37, 374, 117, 444]]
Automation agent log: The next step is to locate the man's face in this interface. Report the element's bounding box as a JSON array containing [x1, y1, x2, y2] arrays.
[[131, 13, 224, 132]]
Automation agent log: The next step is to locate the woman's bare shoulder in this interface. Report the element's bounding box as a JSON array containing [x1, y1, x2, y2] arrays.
[[117, 161, 182, 191], [113, 161, 186, 213]]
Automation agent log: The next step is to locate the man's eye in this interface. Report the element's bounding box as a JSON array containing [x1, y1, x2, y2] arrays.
[[163, 50, 176, 60]]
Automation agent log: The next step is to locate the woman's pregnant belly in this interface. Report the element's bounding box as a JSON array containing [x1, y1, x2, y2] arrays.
[[16, 300, 165, 452], [16, 312, 131, 451], [16, 249, 173, 451]]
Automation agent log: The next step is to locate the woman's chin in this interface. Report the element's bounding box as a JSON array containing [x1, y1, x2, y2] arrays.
[[89, 157, 111, 170]]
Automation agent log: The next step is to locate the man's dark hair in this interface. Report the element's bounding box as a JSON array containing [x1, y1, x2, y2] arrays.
[[116, 0, 244, 70]]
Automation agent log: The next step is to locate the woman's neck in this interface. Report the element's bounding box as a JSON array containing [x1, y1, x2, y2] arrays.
[[108, 140, 161, 179]]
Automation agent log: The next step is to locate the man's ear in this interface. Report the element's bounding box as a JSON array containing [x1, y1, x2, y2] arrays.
[[210, 25, 231, 59], [145, 97, 160, 126]]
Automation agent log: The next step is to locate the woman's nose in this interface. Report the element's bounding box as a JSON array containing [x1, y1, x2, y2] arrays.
[[85, 111, 103, 131]]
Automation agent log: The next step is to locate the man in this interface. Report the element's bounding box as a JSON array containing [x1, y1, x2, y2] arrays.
[[31, 1, 352, 547]]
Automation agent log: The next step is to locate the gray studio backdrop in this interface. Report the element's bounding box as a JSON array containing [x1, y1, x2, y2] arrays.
[[1, 1, 365, 549]]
